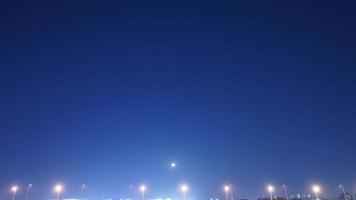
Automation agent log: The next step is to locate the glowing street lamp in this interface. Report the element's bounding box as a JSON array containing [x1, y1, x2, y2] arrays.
[[339, 185, 346, 200], [139, 185, 147, 200], [224, 185, 231, 200], [312, 185, 320, 200], [54, 184, 63, 200], [267, 185, 274, 200], [25, 184, 32, 200], [180, 184, 189, 200], [81, 184, 86, 191], [282, 184, 289, 200], [11, 186, 18, 200]]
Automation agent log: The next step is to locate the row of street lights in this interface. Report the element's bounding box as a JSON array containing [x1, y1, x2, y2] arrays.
[[7, 183, 349, 200], [8, 183, 185, 200], [224, 184, 347, 200], [9, 184, 63, 200], [266, 184, 321, 200]]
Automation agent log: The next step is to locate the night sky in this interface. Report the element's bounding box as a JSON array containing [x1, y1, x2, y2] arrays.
[[1, 1, 356, 200]]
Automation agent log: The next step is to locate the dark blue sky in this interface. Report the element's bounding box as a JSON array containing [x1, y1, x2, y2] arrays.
[[1, 1, 356, 200]]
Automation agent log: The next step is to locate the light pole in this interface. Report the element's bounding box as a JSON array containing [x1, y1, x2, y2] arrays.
[[312, 185, 320, 200], [11, 186, 18, 200], [54, 184, 63, 200], [224, 185, 231, 200], [25, 184, 32, 200], [267, 185, 274, 200], [140, 185, 146, 200], [339, 185, 346, 200], [80, 184, 86, 198], [81, 184, 86, 191], [180, 184, 189, 200], [282, 184, 289, 200], [230, 185, 234, 200]]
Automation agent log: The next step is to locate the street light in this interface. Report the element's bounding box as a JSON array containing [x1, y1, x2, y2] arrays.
[[140, 185, 147, 200], [54, 184, 63, 200], [339, 185, 346, 200], [224, 185, 231, 200], [25, 184, 32, 200], [180, 184, 189, 200], [11, 186, 18, 200], [312, 185, 320, 200], [267, 185, 274, 200], [282, 184, 289, 200]]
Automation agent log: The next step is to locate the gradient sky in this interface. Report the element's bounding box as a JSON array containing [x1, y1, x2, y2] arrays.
[[1, 1, 356, 200]]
